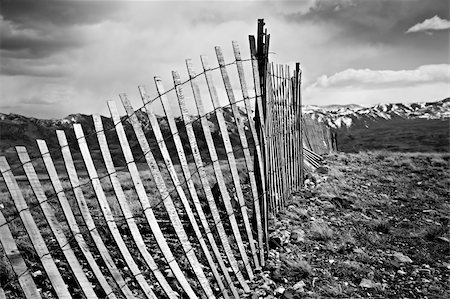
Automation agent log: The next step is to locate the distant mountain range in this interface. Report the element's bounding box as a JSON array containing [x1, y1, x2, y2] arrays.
[[304, 98, 450, 129], [1, 98, 448, 161], [0, 107, 251, 166]]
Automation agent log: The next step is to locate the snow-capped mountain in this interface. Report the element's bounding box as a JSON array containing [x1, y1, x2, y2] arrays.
[[303, 98, 449, 129]]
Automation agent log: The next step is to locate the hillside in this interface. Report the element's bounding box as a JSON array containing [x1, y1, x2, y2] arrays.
[[0, 107, 252, 167]]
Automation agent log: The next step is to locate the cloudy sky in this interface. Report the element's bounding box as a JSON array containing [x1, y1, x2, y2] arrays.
[[1, 0, 449, 118]]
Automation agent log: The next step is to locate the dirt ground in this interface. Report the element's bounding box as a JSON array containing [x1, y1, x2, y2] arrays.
[[248, 151, 450, 299]]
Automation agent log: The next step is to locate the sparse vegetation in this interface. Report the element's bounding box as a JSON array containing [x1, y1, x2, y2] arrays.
[[258, 150, 450, 298]]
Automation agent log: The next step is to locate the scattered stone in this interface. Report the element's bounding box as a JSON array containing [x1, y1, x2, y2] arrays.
[[274, 286, 286, 295], [164, 268, 174, 279], [290, 229, 305, 243], [353, 247, 365, 254], [292, 280, 306, 292], [397, 270, 407, 275], [359, 278, 376, 288], [32, 270, 42, 277], [392, 252, 413, 263]]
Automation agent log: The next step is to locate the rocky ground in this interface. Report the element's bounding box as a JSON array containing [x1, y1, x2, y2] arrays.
[[247, 151, 450, 298]]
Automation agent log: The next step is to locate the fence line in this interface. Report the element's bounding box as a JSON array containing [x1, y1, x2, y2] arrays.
[[0, 19, 335, 299]]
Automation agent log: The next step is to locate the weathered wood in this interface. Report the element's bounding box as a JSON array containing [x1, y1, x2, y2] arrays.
[[0, 210, 42, 299], [171, 70, 250, 292], [296, 64, 304, 187], [249, 36, 269, 255], [0, 157, 72, 299], [37, 139, 118, 299], [73, 124, 157, 299], [213, 48, 260, 270], [107, 100, 199, 299], [232, 40, 265, 267], [147, 81, 239, 298], [186, 58, 254, 281], [56, 130, 135, 299], [16, 146, 98, 299], [92, 114, 178, 299], [119, 95, 215, 299]]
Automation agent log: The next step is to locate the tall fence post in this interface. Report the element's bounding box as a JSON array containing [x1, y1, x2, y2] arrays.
[[296, 63, 304, 187], [252, 18, 270, 258]]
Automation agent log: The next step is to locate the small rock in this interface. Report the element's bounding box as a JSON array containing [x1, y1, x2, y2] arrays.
[[353, 248, 365, 255], [290, 229, 305, 243], [32, 270, 42, 277], [274, 286, 285, 295], [292, 280, 306, 292], [359, 278, 376, 288], [397, 270, 407, 275], [164, 268, 174, 279], [392, 252, 413, 263]]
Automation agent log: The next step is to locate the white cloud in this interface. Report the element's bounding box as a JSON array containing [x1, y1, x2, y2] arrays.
[[309, 64, 450, 89], [406, 15, 450, 34]]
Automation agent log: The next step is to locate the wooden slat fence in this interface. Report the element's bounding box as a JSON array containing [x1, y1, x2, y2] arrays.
[[0, 20, 335, 298]]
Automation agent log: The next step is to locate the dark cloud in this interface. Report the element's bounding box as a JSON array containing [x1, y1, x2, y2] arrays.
[[285, 0, 450, 43], [1, 29, 83, 59], [0, 0, 124, 60], [1, 0, 123, 28]]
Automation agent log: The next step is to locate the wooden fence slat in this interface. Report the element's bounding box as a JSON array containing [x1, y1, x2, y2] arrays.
[[296, 65, 304, 187], [107, 100, 199, 299], [186, 58, 254, 281], [147, 81, 239, 298], [73, 124, 157, 299], [215, 46, 260, 270], [171, 71, 250, 292], [0, 157, 72, 299], [56, 130, 135, 299], [269, 63, 281, 212], [231, 41, 265, 267], [249, 35, 269, 255], [15, 146, 98, 299], [37, 139, 118, 299], [92, 114, 178, 299], [201, 54, 257, 277], [119, 95, 215, 299], [0, 210, 42, 299]]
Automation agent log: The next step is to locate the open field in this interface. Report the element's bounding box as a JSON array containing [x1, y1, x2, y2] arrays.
[[336, 119, 449, 153], [254, 151, 450, 298]]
